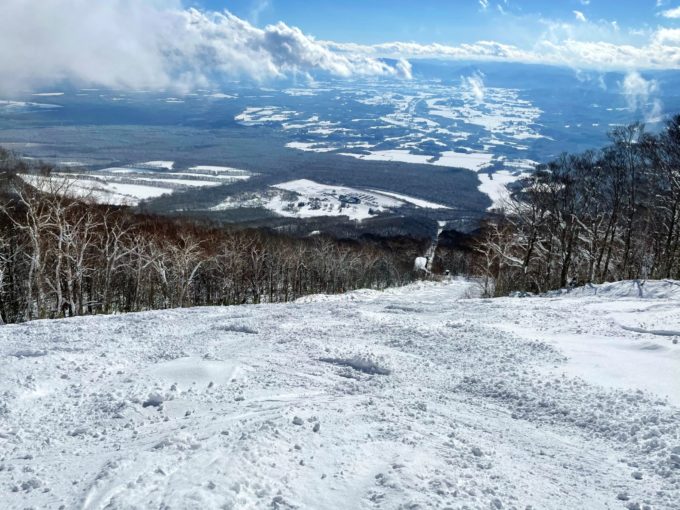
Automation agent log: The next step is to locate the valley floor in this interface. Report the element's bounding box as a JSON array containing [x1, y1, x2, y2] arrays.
[[1, 279, 679, 509]]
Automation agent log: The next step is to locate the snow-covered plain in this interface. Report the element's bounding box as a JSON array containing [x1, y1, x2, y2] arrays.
[[477, 170, 521, 210], [234, 80, 544, 206], [367, 189, 448, 209], [211, 179, 449, 220], [18, 174, 171, 206], [1, 279, 679, 509], [18, 164, 253, 207]]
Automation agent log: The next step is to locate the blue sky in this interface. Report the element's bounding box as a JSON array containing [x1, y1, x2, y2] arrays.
[[3, 0, 680, 94], [191, 0, 680, 46]]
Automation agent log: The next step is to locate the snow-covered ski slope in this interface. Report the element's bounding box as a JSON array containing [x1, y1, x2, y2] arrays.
[[1, 279, 679, 509]]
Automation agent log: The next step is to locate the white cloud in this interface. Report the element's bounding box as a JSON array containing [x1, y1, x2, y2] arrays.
[[0, 0, 410, 94], [2, 0, 680, 95], [573, 10, 587, 23], [327, 39, 534, 64], [622, 71, 658, 109], [661, 6, 680, 18], [395, 58, 413, 80], [654, 27, 680, 44], [461, 72, 486, 101], [621, 71, 664, 122], [330, 24, 680, 72]]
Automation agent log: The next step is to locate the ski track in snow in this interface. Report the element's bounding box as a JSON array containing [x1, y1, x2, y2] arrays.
[[0, 279, 679, 509]]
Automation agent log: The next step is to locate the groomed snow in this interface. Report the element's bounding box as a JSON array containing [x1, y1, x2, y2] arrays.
[[1, 279, 678, 509]]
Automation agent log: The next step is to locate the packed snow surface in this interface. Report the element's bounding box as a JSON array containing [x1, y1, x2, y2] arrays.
[[1, 279, 679, 509]]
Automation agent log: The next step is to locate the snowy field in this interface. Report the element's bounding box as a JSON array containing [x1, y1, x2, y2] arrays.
[[18, 164, 253, 206], [1, 279, 679, 509], [211, 179, 449, 220], [233, 80, 543, 209], [236, 84, 544, 165]]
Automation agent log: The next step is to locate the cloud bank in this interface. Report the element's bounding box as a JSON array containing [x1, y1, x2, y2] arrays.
[[330, 35, 680, 73], [2, 0, 680, 94], [0, 0, 409, 94]]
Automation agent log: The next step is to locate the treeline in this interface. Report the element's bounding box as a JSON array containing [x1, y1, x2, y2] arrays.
[[11, 107, 677, 317], [476, 116, 680, 296], [0, 165, 420, 323]]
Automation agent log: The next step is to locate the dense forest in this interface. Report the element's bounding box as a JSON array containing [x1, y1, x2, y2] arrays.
[[2, 114, 680, 321], [476, 115, 680, 296], [0, 151, 425, 323]]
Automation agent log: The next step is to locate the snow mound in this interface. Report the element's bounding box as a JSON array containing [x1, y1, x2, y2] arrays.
[[148, 357, 246, 388], [320, 354, 391, 375], [295, 288, 383, 303], [214, 323, 258, 334], [545, 279, 680, 300]]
